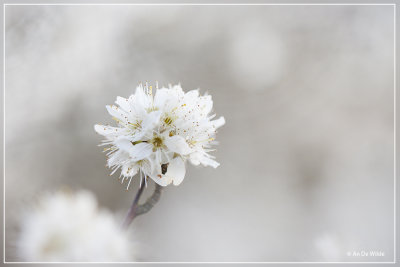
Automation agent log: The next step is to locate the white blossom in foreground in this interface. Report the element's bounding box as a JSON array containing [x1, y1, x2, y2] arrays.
[[17, 190, 136, 262], [95, 83, 225, 187]]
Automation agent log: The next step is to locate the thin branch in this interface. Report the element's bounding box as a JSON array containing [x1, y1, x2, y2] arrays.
[[121, 178, 163, 230], [136, 183, 162, 216], [121, 179, 146, 230]]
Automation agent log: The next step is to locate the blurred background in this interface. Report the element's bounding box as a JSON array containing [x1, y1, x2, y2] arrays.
[[5, 4, 394, 262]]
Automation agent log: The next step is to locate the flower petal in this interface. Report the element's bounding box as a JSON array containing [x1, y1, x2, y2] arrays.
[[166, 157, 186, 186], [164, 135, 192, 155], [153, 88, 170, 108], [115, 96, 131, 112], [142, 110, 161, 131], [121, 163, 139, 177], [129, 142, 153, 161], [94, 124, 126, 137], [126, 111, 161, 143], [212, 116, 225, 129], [199, 155, 220, 168], [189, 152, 202, 166], [148, 173, 172, 187], [199, 95, 213, 115], [134, 85, 152, 109], [114, 138, 134, 152], [106, 105, 127, 123]]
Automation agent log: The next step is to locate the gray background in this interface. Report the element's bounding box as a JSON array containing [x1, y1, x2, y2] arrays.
[[4, 4, 394, 262]]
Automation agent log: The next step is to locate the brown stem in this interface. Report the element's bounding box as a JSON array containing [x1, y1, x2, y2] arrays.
[[121, 179, 146, 230], [121, 178, 163, 230], [136, 183, 162, 216]]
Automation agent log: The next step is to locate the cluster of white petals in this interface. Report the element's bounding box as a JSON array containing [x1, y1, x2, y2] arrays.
[[95, 83, 225, 187], [17, 190, 135, 262]]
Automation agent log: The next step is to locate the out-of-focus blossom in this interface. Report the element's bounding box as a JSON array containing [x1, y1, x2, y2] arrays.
[[95, 83, 225, 188], [17, 190, 135, 262]]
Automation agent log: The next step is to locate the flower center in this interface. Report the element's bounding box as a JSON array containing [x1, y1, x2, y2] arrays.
[[150, 135, 164, 150]]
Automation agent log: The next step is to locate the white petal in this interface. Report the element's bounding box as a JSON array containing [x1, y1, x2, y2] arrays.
[[134, 85, 152, 109], [106, 105, 126, 122], [185, 89, 199, 99], [139, 159, 153, 175], [212, 116, 225, 129], [129, 143, 153, 161], [94, 124, 126, 136], [115, 138, 134, 152], [189, 152, 201, 166], [147, 156, 157, 174], [166, 157, 186, 186], [170, 84, 184, 95], [142, 110, 161, 131], [199, 155, 220, 168], [115, 96, 131, 112], [121, 164, 139, 177], [126, 111, 161, 143], [128, 131, 146, 143], [155, 150, 162, 165], [199, 95, 213, 115], [164, 135, 192, 155], [153, 88, 170, 108], [148, 173, 172, 187], [107, 150, 125, 167]]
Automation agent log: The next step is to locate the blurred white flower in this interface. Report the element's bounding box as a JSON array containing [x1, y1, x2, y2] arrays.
[[95, 83, 225, 187], [17, 190, 136, 262]]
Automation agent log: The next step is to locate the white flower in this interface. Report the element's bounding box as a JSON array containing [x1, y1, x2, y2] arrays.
[[95, 83, 225, 188], [17, 190, 136, 262]]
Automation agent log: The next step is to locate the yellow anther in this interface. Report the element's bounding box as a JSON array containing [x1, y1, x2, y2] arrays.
[[112, 117, 122, 124]]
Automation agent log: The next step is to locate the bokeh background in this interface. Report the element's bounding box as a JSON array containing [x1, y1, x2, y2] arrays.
[[5, 4, 394, 262]]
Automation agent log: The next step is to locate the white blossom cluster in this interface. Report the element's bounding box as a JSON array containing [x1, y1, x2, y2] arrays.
[[95, 83, 225, 188]]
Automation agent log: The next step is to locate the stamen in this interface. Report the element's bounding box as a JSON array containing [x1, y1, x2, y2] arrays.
[[126, 177, 132, 191], [128, 120, 142, 129]]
